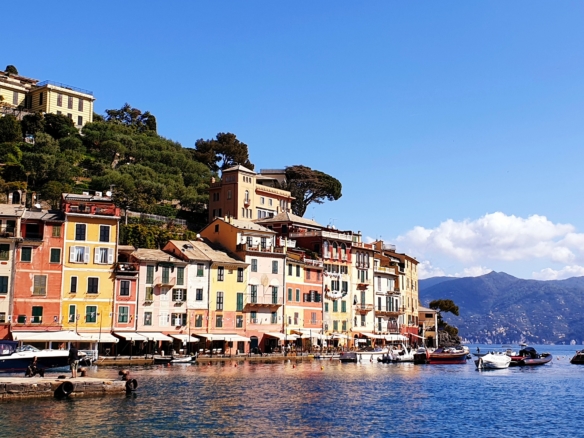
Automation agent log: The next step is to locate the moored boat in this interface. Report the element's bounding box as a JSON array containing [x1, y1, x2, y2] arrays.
[[508, 347, 552, 367], [0, 340, 86, 373], [340, 347, 388, 363], [413, 347, 431, 364], [475, 352, 511, 370], [378, 344, 415, 363], [570, 350, 584, 365], [428, 347, 468, 364]]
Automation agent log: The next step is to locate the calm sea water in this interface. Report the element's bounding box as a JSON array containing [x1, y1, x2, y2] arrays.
[[2, 344, 584, 437]]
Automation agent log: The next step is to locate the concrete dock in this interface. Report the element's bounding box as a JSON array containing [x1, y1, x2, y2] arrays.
[[0, 376, 133, 400]]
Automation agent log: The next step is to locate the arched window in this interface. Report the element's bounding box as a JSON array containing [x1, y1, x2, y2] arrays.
[[340, 243, 346, 259], [332, 242, 338, 258], [323, 241, 330, 258]]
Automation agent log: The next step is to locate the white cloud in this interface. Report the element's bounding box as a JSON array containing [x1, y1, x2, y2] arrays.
[[532, 265, 584, 281], [418, 261, 446, 279], [454, 266, 492, 278], [397, 212, 580, 264], [364, 236, 376, 244]]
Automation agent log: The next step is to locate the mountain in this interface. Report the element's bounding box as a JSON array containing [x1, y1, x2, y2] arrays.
[[419, 276, 457, 291], [419, 271, 584, 344]]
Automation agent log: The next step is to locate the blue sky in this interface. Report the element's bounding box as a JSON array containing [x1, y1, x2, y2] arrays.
[[4, 1, 584, 279]]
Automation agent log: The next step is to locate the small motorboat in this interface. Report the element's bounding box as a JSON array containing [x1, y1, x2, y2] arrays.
[[170, 356, 193, 364], [413, 347, 430, 364], [378, 344, 415, 363], [475, 352, 511, 370], [0, 341, 86, 373], [428, 347, 468, 364], [570, 350, 584, 364], [340, 347, 388, 363], [509, 347, 552, 366], [153, 355, 172, 364]]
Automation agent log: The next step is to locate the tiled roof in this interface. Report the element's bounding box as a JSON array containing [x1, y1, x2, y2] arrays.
[[167, 239, 246, 265], [23, 210, 64, 222], [256, 211, 321, 228], [132, 249, 183, 263], [0, 204, 25, 217], [220, 217, 275, 233], [222, 165, 255, 174]]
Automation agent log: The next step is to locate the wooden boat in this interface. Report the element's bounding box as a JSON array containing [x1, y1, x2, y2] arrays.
[[428, 347, 468, 364], [475, 352, 511, 369], [570, 350, 584, 364], [508, 347, 552, 366]]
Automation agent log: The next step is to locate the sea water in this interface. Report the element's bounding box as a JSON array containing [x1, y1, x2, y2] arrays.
[[1, 344, 583, 437]]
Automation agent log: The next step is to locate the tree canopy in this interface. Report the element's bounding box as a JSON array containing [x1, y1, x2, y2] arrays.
[[105, 103, 157, 133], [192, 132, 254, 172], [429, 299, 460, 339], [5, 65, 18, 75], [282, 165, 342, 217]]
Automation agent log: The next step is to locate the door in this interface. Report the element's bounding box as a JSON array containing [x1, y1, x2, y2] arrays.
[[250, 336, 259, 352]]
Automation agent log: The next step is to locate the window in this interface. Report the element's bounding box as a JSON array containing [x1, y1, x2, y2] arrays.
[[311, 312, 317, 325], [0, 244, 8, 261], [197, 263, 204, 277], [288, 264, 293, 276], [145, 287, 154, 301], [173, 313, 187, 326], [260, 197, 265, 205], [70, 246, 89, 263], [341, 301, 347, 313], [77, 116, 83, 126], [50, 248, 61, 263], [118, 306, 129, 323], [217, 267, 224, 281], [144, 312, 152, 326], [95, 247, 113, 264], [236, 293, 244, 311], [120, 280, 130, 296], [250, 285, 258, 303], [70, 276, 77, 293], [17, 315, 26, 324], [99, 225, 110, 242], [237, 268, 244, 282], [146, 266, 154, 283], [342, 281, 348, 292], [214, 224, 219, 232], [39, 92, 44, 105], [0, 313, 4, 323], [78, 98, 83, 111], [161, 266, 170, 284], [272, 286, 278, 304], [271, 312, 277, 324], [324, 303, 329, 312], [173, 289, 186, 302], [75, 224, 86, 241], [195, 314, 203, 327], [251, 311, 257, 322], [31, 306, 43, 324], [87, 277, 99, 294], [296, 265, 301, 277], [216, 315, 223, 328], [333, 320, 338, 331], [272, 261, 278, 274], [67, 113, 72, 120], [216, 291, 224, 310], [333, 301, 338, 312], [33, 275, 47, 296], [361, 314, 366, 327], [68, 96, 73, 109], [159, 312, 169, 326], [236, 315, 243, 328], [296, 289, 300, 302], [13, 91, 19, 105], [251, 259, 257, 272], [86, 306, 97, 323], [68, 305, 76, 323], [288, 288, 292, 302], [342, 321, 347, 331], [160, 287, 169, 301], [176, 267, 184, 285], [261, 237, 267, 250], [195, 288, 203, 301], [20, 247, 32, 262], [227, 190, 232, 200]]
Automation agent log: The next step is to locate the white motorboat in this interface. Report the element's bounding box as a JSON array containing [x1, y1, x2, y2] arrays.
[[340, 347, 388, 363], [475, 352, 511, 370], [0, 341, 86, 373], [378, 344, 415, 363]]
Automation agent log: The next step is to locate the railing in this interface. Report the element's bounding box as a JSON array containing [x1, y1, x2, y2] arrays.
[[304, 258, 323, 267], [355, 304, 374, 312], [154, 276, 176, 286], [382, 243, 396, 251], [236, 243, 284, 254], [126, 211, 186, 225], [244, 295, 283, 307], [289, 230, 353, 242], [374, 266, 395, 274], [36, 80, 94, 96], [114, 262, 139, 274], [278, 237, 296, 248]]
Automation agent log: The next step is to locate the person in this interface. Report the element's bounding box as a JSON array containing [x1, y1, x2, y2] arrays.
[[25, 356, 43, 377], [69, 344, 79, 378]]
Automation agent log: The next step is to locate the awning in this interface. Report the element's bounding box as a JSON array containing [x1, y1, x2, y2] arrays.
[[225, 335, 250, 342], [170, 334, 200, 343], [264, 332, 286, 340], [79, 333, 119, 343], [385, 334, 408, 341], [331, 333, 349, 339], [12, 330, 84, 342], [196, 333, 250, 342], [409, 333, 425, 340], [114, 332, 148, 341], [138, 332, 173, 342], [361, 333, 385, 339]]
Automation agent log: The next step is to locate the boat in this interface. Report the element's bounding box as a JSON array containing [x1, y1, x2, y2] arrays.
[[570, 350, 584, 364], [0, 341, 86, 373], [153, 355, 172, 364], [428, 347, 468, 364], [378, 344, 415, 363], [508, 347, 552, 366], [170, 356, 193, 364], [413, 347, 431, 364], [339, 347, 388, 363], [475, 352, 511, 370]]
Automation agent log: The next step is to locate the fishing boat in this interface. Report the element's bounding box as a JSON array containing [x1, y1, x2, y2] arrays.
[[508, 347, 552, 366], [428, 347, 468, 364], [340, 347, 388, 363], [475, 352, 511, 370], [0, 340, 85, 373], [570, 350, 584, 364]]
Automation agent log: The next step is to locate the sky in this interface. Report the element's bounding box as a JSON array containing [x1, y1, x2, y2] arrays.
[[3, 1, 584, 280]]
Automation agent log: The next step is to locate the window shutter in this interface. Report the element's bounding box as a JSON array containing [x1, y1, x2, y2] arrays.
[[69, 246, 76, 262], [107, 248, 114, 264], [84, 247, 90, 263], [94, 248, 100, 264]]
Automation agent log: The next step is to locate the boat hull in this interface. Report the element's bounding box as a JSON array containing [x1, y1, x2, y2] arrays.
[[340, 349, 388, 363], [509, 354, 552, 366], [475, 353, 511, 369], [570, 353, 584, 365], [0, 352, 71, 373], [428, 352, 467, 365]]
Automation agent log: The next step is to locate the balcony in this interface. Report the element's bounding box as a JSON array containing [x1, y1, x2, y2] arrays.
[[375, 309, 402, 317], [114, 262, 139, 276], [355, 304, 374, 313], [154, 276, 176, 287], [357, 283, 369, 290], [325, 289, 346, 301], [244, 295, 283, 309], [374, 266, 396, 275], [66, 204, 119, 216], [289, 229, 353, 242], [278, 237, 296, 248], [304, 258, 323, 267], [236, 243, 284, 254]]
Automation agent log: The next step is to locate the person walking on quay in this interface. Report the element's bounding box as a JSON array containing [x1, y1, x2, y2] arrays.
[[69, 344, 80, 378]]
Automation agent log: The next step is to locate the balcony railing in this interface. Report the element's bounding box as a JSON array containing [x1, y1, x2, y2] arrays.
[[115, 262, 139, 275], [36, 80, 94, 96], [154, 276, 175, 287], [236, 243, 284, 254], [355, 304, 374, 313], [244, 295, 283, 308], [289, 230, 353, 242], [304, 258, 323, 267]]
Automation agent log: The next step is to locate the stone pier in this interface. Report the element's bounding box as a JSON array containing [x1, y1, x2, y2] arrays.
[[0, 377, 132, 400]]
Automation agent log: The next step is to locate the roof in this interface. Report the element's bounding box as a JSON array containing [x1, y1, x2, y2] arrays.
[[222, 165, 255, 174], [118, 245, 135, 253], [219, 217, 275, 233], [131, 248, 184, 263], [0, 204, 25, 218], [166, 239, 246, 265], [418, 306, 437, 313], [62, 193, 112, 202], [22, 209, 64, 222], [256, 211, 322, 228]]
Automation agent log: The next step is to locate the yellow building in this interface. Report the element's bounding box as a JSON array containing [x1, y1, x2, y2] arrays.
[[0, 68, 94, 127], [60, 193, 120, 335], [208, 165, 293, 223]]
